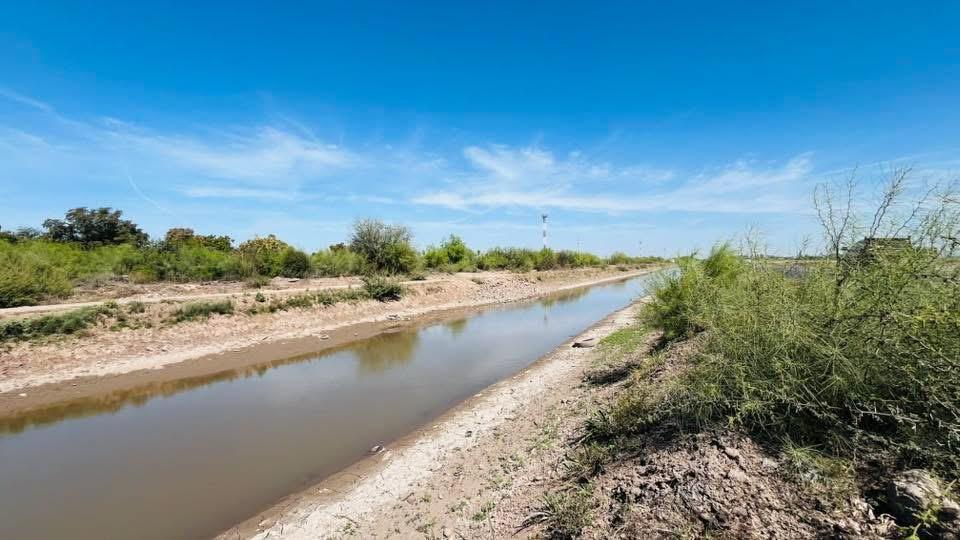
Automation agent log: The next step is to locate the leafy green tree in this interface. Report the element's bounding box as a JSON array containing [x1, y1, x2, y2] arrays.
[[42, 207, 148, 247]]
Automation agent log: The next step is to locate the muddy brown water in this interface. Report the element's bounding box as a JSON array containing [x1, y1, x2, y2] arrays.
[[0, 275, 657, 539]]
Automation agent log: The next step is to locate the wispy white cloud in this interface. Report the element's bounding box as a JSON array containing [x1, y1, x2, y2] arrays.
[[0, 87, 54, 112], [103, 126, 355, 183], [414, 144, 815, 214], [182, 186, 300, 200]]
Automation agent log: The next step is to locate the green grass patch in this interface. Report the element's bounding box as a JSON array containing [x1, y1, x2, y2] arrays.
[[361, 275, 404, 301], [168, 300, 234, 323], [526, 486, 595, 539], [0, 305, 115, 342]]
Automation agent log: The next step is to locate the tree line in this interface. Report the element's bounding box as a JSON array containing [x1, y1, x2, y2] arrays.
[[0, 207, 661, 308]]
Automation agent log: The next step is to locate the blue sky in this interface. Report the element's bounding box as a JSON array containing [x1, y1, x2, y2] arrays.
[[1, 2, 958, 255]]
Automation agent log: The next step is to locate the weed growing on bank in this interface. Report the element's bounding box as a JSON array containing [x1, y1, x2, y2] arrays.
[[595, 171, 960, 479], [525, 486, 595, 539], [168, 300, 234, 323], [0, 304, 116, 342], [361, 275, 405, 301]]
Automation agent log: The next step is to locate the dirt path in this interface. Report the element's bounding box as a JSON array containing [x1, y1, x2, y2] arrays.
[[0, 267, 656, 397], [220, 300, 644, 540], [0, 276, 449, 318]]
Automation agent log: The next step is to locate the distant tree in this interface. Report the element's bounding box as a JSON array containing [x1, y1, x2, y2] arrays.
[[0, 226, 42, 243], [42, 207, 148, 247]]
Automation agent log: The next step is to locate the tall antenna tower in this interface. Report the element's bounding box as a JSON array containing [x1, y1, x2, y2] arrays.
[[541, 214, 549, 249]]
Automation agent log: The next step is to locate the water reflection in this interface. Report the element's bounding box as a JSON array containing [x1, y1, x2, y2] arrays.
[[443, 317, 469, 336], [537, 286, 590, 307], [354, 330, 421, 374], [0, 277, 631, 436]]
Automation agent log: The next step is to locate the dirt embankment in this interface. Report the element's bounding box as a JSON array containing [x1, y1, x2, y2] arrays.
[[230, 301, 891, 540], [0, 267, 653, 396]]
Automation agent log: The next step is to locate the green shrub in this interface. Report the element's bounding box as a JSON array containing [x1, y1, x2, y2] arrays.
[[535, 248, 558, 271], [0, 241, 73, 307], [640, 245, 739, 341], [311, 247, 364, 277], [362, 275, 404, 301], [238, 235, 290, 277], [350, 219, 418, 275], [169, 300, 234, 323], [279, 248, 311, 278], [634, 239, 960, 476], [0, 305, 114, 341], [423, 235, 475, 270]]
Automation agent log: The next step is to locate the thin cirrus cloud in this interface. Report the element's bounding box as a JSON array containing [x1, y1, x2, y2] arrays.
[[102, 125, 355, 184], [412, 145, 816, 215], [0, 89, 356, 194], [2, 88, 818, 217]]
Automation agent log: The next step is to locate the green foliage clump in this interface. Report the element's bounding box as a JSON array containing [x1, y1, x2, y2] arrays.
[[640, 244, 742, 341], [279, 248, 311, 278], [606, 252, 664, 265], [0, 241, 73, 307], [312, 245, 364, 277], [169, 300, 234, 323], [631, 212, 960, 477], [42, 207, 148, 247], [0, 305, 114, 342], [424, 234, 476, 272], [350, 219, 418, 275], [163, 228, 233, 251], [238, 235, 291, 277], [477, 247, 537, 271], [361, 275, 405, 301]]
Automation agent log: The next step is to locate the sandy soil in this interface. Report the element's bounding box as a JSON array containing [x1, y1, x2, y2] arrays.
[[0, 267, 653, 396]]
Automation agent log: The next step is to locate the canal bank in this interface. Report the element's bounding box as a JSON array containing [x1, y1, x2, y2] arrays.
[[1, 267, 658, 398], [0, 272, 660, 540], [223, 301, 646, 539]]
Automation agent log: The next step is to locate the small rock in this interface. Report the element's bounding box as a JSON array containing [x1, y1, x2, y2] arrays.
[[887, 469, 960, 528], [723, 447, 740, 460], [18, 393, 27, 397], [369, 444, 385, 454], [726, 468, 749, 482], [465, 430, 473, 438], [318, 334, 330, 340], [572, 338, 597, 348], [941, 497, 960, 521]]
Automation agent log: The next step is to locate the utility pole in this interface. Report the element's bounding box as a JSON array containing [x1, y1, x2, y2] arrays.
[[541, 214, 549, 249]]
